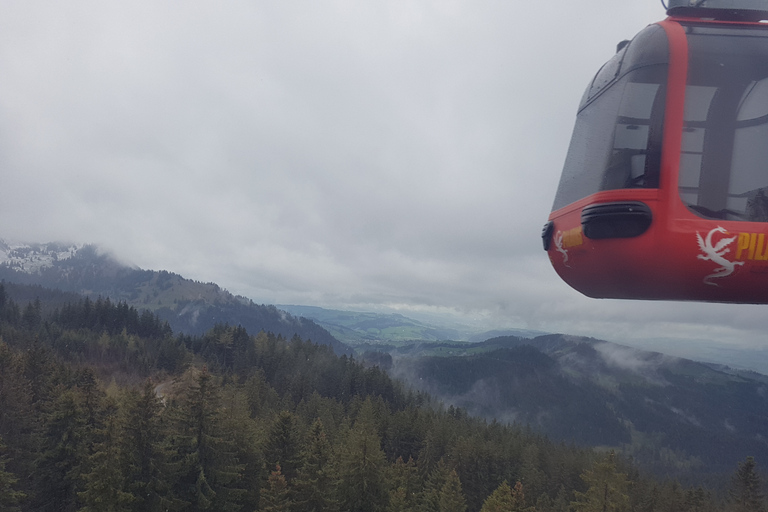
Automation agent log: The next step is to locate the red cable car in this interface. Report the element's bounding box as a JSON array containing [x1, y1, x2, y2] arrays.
[[543, 0, 768, 303]]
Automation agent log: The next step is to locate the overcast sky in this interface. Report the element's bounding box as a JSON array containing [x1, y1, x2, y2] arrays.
[[3, 0, 767, 353]]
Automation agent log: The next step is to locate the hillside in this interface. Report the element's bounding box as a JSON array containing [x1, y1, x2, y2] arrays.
[[0, 283, 736, 511], [387, 334, 768, 480], [3, 239, 768, 488], [0, 241, 351, 355]]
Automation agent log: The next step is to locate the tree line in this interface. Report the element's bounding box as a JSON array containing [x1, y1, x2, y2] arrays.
[[0, 284, 764, 511]]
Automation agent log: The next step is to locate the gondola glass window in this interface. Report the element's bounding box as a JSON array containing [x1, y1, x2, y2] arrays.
[[679, 26, 768, 222], [551, 25, 669, 212]]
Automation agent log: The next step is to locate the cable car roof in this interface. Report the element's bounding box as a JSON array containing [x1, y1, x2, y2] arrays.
[[667, 0, 768, 20]]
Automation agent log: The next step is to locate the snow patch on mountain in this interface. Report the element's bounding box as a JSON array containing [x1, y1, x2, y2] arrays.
[[0, 239, 82, 274]]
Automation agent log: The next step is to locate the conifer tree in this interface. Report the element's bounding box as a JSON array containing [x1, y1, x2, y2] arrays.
[[217, 384, 263, 512], [519, 444, 546, 501], [728, 456, 766, 512], [36, 388, 89, 512], [166, 367, 244, 511], [75, 368, 106, 447], [629, 478, 658, 512], [260, 464, 292, 512], [480, 480, 534, 512], [385, 407, 423, 463], [387, 456, 420, 512], [422, 458, 452, 512], [658, 480, 686, 512], [337, 400, 389, 512], [570, 451, 630, 512], [0, 437, 26, 512], [22, 341, 56, 406], [0, 291, 20, 326], [243, 371, 280, 418], [511, 481, 530, 511], [388, 487, 412, 512], [0, 341, 37, 492], [230, 325, 251, 376], [264, 411, 304, 485], [534, 485, 571, 512], [438, 469, 467, 512], [22, 298, 42, 330], [119, 380, 175, 512], [78, 404, 135, 512], [417, 421, 453, 480], [684, 486, 716, 512], [293, 418, 338, 512]]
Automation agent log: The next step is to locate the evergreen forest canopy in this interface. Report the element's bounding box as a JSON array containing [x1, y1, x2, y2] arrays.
[[0, 282, 765, 512]]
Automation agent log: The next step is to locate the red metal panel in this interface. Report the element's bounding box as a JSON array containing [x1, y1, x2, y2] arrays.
[[546, 19, 768, 302]]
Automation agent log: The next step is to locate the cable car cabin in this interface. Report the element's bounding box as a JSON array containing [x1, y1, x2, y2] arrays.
[[543, 0, 768, 303]]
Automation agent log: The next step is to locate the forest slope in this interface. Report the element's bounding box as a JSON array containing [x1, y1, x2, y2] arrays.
[[389, 335, 768, 480], [0, 284, 740, 511]]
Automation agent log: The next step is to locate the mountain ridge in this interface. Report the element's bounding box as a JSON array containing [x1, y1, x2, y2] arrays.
[[0, 240, 352, 355], [387, 334, 768, 479]]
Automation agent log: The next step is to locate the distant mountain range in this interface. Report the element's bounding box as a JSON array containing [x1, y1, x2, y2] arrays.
[[0, 240, 351, 355], [277, 304, 547, 344]]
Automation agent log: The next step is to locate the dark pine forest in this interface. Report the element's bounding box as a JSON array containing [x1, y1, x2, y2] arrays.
[[0, 283, 764, 512]]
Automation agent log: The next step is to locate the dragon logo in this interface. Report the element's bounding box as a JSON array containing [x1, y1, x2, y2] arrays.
[[696, 226, 744, 286], [554, 231, 570, 267]]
